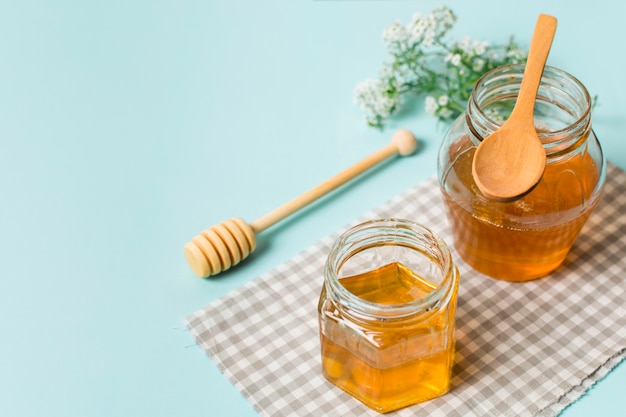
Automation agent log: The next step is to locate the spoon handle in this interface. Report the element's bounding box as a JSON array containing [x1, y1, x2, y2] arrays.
[[511, 14, 557, 122]]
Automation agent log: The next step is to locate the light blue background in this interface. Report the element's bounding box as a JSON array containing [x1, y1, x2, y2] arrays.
[[1, 1, 624, 416]]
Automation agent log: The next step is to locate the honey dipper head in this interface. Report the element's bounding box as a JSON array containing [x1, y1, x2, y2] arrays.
[[184, 217, 257, 278], [392, 129, 418, 156]]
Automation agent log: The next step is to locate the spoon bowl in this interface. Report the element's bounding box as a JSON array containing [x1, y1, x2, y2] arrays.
[[472, 14, 557, 201]]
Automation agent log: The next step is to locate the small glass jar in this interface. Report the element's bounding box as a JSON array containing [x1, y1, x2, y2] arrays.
[[438, 65, 606, 281], [318, 219, 459, 413]]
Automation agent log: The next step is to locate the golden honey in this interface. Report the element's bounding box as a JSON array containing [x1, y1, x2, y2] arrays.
[[318, 220, 459, 413], [438, 65, 605, 281]]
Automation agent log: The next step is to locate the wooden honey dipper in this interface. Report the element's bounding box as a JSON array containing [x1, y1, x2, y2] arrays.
[[184, 129, 418, 278]]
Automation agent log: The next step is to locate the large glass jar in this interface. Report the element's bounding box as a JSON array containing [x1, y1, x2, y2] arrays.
[[318, 219, 459, 413], [438, 64, 606, 281]]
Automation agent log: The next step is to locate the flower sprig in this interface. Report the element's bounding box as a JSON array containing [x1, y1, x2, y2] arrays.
[[354, 6, 527, 129]]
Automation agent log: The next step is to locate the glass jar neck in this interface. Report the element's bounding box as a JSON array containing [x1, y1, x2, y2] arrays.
[[466, 64, 592, 158], [324, 219, 457, 321]]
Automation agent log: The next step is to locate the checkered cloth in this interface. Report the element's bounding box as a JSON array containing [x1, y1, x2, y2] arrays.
[[186, 163, 626, 417]]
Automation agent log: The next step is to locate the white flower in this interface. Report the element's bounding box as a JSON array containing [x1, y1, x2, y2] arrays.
[[354, 78, 401, 120], [458, 36, 470, 52], [438, 107, 453, 119], [445, 53, 462, 66], [354, 6, 527, 127], [432, 5, 456, 31], [379, 63, 394, 79], [408, 12, 422, 28], [471, 40, 488, 55], [472, 58, 486, 72], [484, 107, 506, 122], [422, 28, 436, 47], [406, 6, 456, 45], [425, 95, 438, 116], [382, 20, 409, 47], [505, 48, 527, 63], [407, 15, 428, 42]]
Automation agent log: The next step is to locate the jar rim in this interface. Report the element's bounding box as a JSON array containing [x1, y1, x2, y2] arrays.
[[469, 64, 591, 143], [324, 218, 458, 319]]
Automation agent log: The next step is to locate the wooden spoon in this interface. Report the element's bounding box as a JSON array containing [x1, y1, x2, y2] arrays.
[[472, 14, 557, 201]]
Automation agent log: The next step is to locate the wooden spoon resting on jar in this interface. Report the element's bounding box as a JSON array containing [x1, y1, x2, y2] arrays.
[[472, 14, 557, 201]]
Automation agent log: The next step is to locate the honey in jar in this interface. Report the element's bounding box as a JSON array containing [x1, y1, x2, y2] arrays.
[[318, 219, 459, 413], [438, 65, 605, 281]]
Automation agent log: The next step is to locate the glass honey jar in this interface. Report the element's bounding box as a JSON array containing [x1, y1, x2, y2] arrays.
[[438, 64, 606, 281], [318, 219, 460, 413]]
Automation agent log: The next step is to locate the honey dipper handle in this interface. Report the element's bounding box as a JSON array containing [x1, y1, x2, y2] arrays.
[[249, 129, 418, 233], [509, 14, 557, 123]]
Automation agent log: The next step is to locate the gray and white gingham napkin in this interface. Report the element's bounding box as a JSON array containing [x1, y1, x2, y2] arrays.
[[186, 163, 626, 417]]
